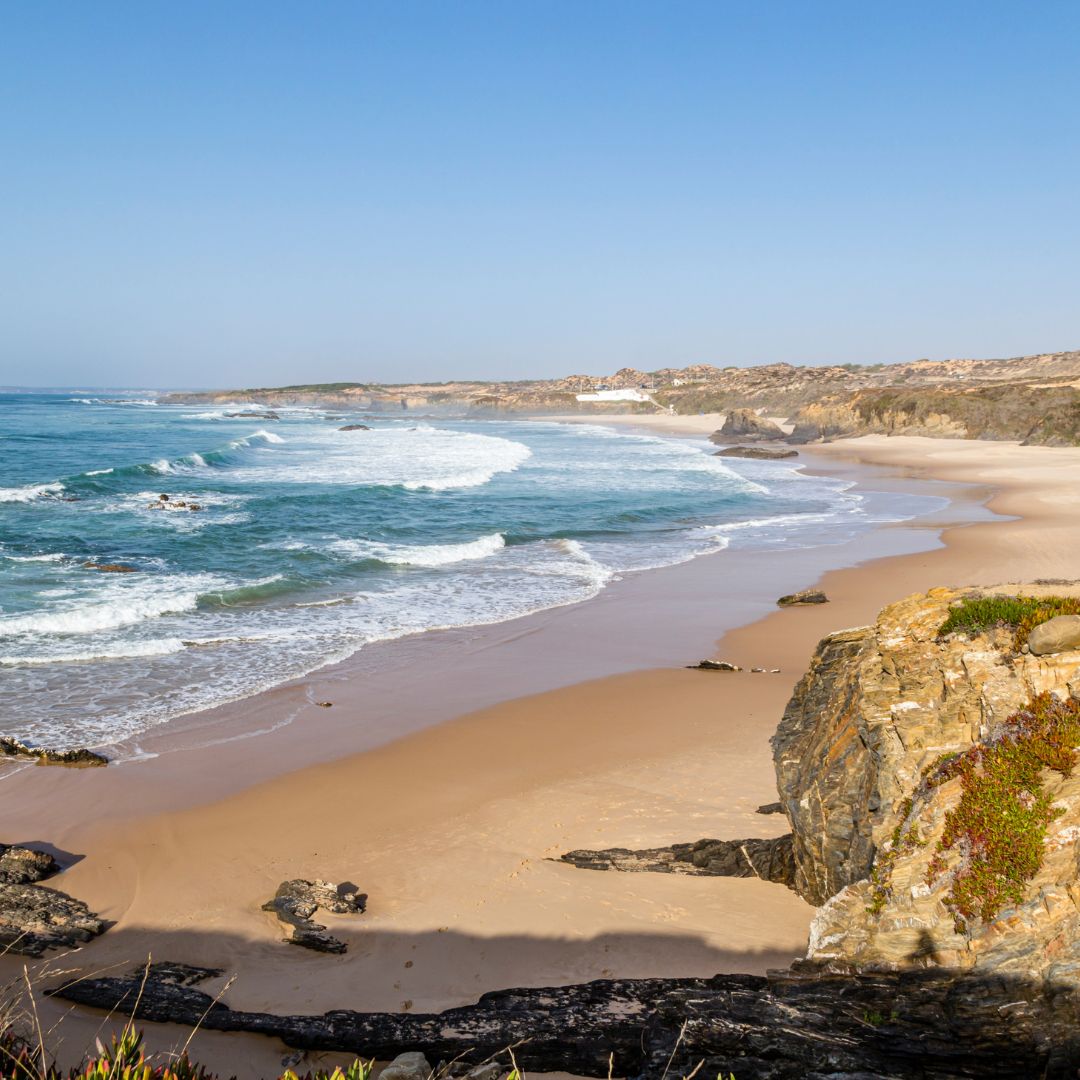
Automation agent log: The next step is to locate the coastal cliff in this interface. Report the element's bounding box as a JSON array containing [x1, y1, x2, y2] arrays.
[[161, 349, 1080, 444], [775, 585, 1080, 979]]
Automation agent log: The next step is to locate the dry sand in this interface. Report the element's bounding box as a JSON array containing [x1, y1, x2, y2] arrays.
[[5, 433, 1080, 1077]]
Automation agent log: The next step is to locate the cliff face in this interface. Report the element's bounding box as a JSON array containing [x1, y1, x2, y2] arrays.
[[773, 586, 1080, 979]]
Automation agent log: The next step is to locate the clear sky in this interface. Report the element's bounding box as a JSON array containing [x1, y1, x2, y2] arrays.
[[2, 1, 1078, 388]]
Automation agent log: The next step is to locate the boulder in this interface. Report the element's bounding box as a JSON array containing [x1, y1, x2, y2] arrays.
[[379, 1052, 431, 1080], [1028, 614, 1080, 655], [713, 446, 798, 460], [708, 409, 786, 443], [686, 660, 741, 671], [776, 589, 828, 607], [339, 424, 371, 432]]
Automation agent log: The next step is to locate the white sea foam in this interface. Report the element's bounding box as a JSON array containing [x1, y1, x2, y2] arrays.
[[0, 573, 225, 637], [329, 532, 506, 567], [0, 638, 187, 666], [3, 552, 65, 563], [0, 482, 64, 503]]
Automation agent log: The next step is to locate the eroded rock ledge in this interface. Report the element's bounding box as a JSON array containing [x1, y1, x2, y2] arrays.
[[49, 962, 1080, 1078], [559, 836, 796, 888]]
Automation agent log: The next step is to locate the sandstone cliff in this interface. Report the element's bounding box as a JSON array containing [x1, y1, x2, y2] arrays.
[[773, 584, 1080, 980]]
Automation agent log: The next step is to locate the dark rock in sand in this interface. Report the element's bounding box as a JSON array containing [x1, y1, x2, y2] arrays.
[[0, 738, 108, 767], [49, 962, 1080, 1078], [0, 843, 59, 884], [262, 879, 366, 953], [559, 835, 796, 888], [686, 659, 741, 671], [0, 883, 106, 956], [713, 446, 798, 460], [82, 561, 137, 573], [338, 424, 371, 432], [755, 801, 784, 816], [776, 589, 828, 607]]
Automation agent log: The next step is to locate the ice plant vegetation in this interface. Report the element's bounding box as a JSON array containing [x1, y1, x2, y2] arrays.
[[867, 693, 1080, 930], [938, 595, 1080, 651]]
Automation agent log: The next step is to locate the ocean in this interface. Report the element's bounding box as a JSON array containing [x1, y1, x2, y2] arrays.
[[0, 392, 940, 750]]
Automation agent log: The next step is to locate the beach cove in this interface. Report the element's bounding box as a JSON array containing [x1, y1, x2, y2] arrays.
[[4, 429, 1080, 1078]]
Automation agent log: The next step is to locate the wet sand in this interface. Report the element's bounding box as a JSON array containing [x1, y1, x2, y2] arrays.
[[5, 433, 1080, 1078]]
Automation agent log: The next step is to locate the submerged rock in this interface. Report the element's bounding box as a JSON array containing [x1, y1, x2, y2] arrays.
[[713, 446, 798, 460], [262, 879, 367, 953], [0, 738, 108, 767], [225, 411, 280, 420], [339, 424, 371, 431], [81, 561, 137, 573], [776, 589, 828, 606]]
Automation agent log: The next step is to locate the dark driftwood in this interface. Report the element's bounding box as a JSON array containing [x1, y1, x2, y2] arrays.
[[49, 962, 1080, 1078]]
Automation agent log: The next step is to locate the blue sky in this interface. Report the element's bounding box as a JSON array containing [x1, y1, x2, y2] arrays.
[[2, 1, 1078, 388]]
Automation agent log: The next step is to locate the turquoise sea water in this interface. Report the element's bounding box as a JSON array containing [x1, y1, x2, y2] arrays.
[[0, 393, 940, 749]]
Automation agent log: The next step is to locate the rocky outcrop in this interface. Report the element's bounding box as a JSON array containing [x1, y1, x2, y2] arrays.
[[338, 424, 371, 431], [0, 843, 58, 884], [709, 409, 786, 442], [772, 585, 1080, 978], [559, 835, 796, 888], [49, 962, 1080, 1078], [262, 879, 367, 953], [0, 738, 108, 766], [686, 659, 741, 671], [713, 446, 798, 459], [777, 589, 828, 607], [225, 411, 280, 419], [0, 843, 106, 956], [82, 561, 137, 573]]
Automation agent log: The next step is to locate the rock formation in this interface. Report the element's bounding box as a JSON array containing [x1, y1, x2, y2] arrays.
[[559, 835, 796, 887], [773, 584, 1080, 978], [776, 588, 828, 606], [713, 446, 798, 459], [1028, 614, 1080, 656], [262, 879, 367, 953], [709, 409, 786, 442], [0, 843, 106, 956], [0, 738, 108, 766], [49, 962, 1080, 1078]]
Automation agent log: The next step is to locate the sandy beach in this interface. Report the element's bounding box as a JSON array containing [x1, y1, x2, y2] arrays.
[[6, 431, 1080, 1078]]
